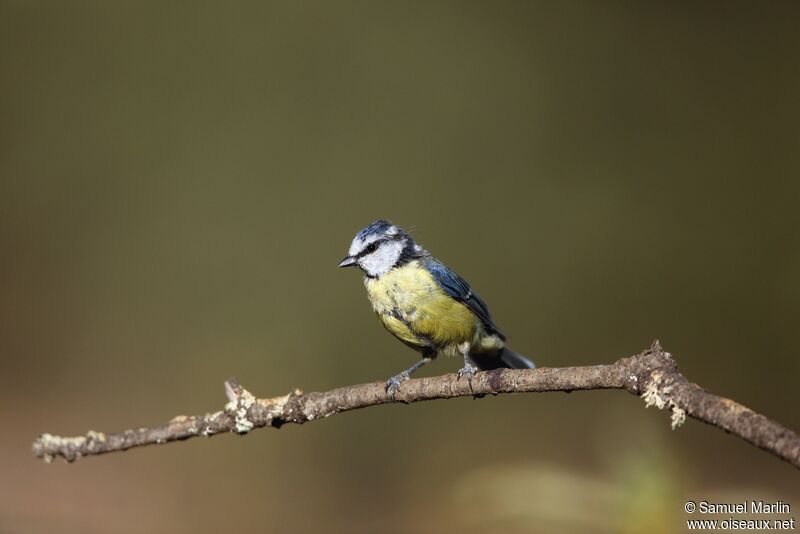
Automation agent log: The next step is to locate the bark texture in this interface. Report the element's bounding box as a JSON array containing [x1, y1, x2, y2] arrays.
[[31, 341, 800, 469]]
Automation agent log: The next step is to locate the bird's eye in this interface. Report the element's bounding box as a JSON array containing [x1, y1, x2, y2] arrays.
[[365, 243, 378, 254]]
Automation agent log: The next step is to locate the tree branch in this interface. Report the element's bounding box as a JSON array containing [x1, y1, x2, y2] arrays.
[[31, 341, 800, 469]]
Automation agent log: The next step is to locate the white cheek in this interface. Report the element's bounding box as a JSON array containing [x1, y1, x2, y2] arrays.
[[360, 240, 404, 277]]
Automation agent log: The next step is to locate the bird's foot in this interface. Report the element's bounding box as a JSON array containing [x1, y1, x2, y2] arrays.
[[385, 371, 410, 399], [457, 363, 477, 387]]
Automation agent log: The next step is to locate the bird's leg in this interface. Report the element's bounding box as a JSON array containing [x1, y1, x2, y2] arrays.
[[385, 356, 433, 397], [457, 342, 478, 387]]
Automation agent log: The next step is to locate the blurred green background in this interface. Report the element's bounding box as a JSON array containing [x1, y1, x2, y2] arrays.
[[1, 1, 798, 532]]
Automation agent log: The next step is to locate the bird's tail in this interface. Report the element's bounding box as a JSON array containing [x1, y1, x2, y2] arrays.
[[469, 347, 536, 371]]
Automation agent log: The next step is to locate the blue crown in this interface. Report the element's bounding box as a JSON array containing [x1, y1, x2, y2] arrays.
[[356, 219, 394, 240]]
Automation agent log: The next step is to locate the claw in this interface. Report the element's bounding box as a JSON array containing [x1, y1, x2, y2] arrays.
[[457, 363, 476, 385], [385, 371, 410, 399]]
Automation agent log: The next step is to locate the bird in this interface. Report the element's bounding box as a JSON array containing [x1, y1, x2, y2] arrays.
[[338, 220, 535, 395]]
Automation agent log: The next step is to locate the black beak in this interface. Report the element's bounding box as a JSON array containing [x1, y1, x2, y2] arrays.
[[338, 256, 357, 268]]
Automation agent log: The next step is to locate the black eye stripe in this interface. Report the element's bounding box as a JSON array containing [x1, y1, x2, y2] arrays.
[[356, 238, 387, 258]]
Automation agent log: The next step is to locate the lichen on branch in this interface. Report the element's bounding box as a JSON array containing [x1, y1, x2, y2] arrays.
[[31, 341, 800, 469]]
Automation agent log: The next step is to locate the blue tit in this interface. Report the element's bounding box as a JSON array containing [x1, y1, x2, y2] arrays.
[[338, 220, 535, 394]]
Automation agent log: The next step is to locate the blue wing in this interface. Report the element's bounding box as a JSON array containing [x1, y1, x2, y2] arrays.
[[422, 257, 506, 340]]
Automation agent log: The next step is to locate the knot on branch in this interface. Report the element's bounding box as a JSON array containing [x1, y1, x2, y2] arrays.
[[620, 340, 686, 429], [259, 389, 302, 427], [617, 340, 675, 392]]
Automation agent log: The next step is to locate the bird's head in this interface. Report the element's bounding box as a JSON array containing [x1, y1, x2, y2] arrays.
[[338, 220, 424, 277]]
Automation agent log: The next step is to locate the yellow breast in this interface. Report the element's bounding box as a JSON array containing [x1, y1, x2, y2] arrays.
[[364, 260, 479, 350]]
